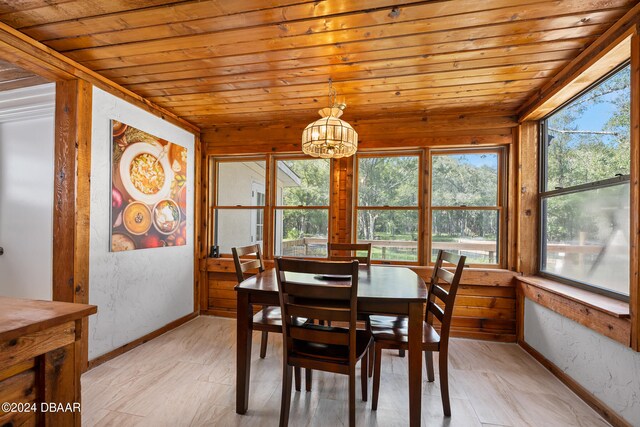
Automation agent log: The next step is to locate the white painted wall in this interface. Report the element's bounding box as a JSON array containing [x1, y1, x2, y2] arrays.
[[89, 87, 195, 359], [524, 299, 640, 425], [0, 84, 55, 300]]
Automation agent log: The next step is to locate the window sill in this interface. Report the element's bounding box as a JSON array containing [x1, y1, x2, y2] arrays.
[[516, 275, 631, 345]]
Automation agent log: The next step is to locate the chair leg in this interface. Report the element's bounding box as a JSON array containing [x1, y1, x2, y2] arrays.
[[348, 366, 356, 427], [294, 367, 301, 391], [368, 344, 374, 377], [279, 364, 293, 427], [259, 331, 268, 359], [425, 350, 435, 382], [439, 350, 451, 416], [361, 349, 368, 402], [305, 368, 312, 392], [371, 345, 382, 411], [398, 349, 405, 357]]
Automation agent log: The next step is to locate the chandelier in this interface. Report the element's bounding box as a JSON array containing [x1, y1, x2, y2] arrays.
[[301, 79, 358, 159]]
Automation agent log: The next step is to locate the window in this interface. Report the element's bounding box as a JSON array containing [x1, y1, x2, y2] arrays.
[[274, 158, 330, 257], [212, 159, 266, 254], [356, 154, 420, 262], [540, 63, 630, 299], [430, 150, 503, 265]]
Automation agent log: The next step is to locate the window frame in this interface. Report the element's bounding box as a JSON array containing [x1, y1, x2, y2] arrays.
[[210, 155, 270, 256], [428, 147, 507, 268], [538, 62, 631, 301], [271, 154, 333, 259], [353, 150, 424, 265]]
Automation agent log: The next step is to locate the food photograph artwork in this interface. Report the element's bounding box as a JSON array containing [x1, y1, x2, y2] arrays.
[[110, 120, 188, 252]]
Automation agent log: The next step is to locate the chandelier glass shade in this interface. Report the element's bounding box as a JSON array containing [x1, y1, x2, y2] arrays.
[[301, 81, 358, 159]]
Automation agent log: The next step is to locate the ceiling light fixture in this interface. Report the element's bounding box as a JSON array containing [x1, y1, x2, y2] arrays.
[[301, 78, 358, 159]]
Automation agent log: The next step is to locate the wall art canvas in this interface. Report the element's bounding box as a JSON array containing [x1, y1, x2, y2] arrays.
[[110, 120, 187, 251]]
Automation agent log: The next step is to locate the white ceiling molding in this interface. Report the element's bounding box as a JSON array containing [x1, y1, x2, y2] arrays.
[[0, 83, 54, 123]]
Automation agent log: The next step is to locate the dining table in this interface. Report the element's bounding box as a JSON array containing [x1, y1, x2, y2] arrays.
[[235, 264, 427, 427]]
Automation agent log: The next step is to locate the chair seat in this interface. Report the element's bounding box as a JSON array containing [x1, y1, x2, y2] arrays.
[[253, 306, 306, 332], [369, 315, 440, 347], [292, 327, 372, 363]]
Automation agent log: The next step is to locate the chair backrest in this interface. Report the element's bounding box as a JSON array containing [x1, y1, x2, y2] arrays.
[[328, 242, 372, 266], [426, 250, 466, 343], [275, 257, 359, 366], [231, 244, 265, 283]]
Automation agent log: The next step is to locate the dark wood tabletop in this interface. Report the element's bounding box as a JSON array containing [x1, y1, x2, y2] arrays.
[[235, 265, 427, 302]]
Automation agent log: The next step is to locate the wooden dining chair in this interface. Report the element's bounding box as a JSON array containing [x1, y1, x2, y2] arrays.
[[232, 244, 307, 391], [327, 242, 378, 375], [370, 250, 466, 416], [328, 242, 372, 265], [232, 244, 274, 358], [275, 257, 372, 427]]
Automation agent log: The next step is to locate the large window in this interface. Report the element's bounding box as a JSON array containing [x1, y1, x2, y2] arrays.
[[212, 159, 266, 254], [274, 158, 330, 257], [356, 154, 420, 262], [430, 150, 503, 265], [540, 63, 630, 299]]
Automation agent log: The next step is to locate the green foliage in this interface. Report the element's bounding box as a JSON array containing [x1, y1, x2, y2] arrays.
[[545, 64, 630, 243], [280, 159, 330, 238]]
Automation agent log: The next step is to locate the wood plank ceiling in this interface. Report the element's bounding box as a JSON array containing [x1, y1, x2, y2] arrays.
[[0, 0, 635, 129]]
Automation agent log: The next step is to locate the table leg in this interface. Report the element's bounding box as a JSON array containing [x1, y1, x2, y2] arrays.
[[408, 301, 423, 427], [236, 292, 253, 414]]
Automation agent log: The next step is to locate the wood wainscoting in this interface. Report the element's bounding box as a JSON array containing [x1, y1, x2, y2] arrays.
[[203, 258, 519, 342]]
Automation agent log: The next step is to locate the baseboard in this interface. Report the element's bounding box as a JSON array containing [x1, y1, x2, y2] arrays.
[[519, 340, 631, 427], [87, 311, 198, 370]]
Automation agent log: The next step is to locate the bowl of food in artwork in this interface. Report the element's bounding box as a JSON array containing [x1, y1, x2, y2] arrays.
[[152, 199, 181, 235], [122, 201, 152, 235], [119, 142, 173, 205], [111, 233, 136, 252]]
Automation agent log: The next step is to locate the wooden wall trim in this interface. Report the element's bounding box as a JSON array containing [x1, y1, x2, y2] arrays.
[[518, 279, 631, 346], [631, 30, 640, 352], [52, 79, 93, 371], [519, 4, 640, 121], [519, 340, 632, 427], [0, 21, 199, 134], [516, 121, 539, 275]]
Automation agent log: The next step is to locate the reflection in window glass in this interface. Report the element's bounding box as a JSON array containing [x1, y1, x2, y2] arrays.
[[358, 156, 418, 207], [277, 159, 330, 206], [274, 209, 328, 257], [214, 209, 263, 254], [545, 64, 630, 190], [542, 184, 629, 296], [357, 210, 418, 261], [216, 161, 266, 206], [431, 210, 498, 264], [431, 154, 498, 206]]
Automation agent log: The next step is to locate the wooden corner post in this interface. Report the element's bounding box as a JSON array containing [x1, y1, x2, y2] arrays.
[[52, 78, 93, 369]]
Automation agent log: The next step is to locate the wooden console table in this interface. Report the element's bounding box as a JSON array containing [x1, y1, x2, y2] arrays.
[[0, 297, 97, 426]]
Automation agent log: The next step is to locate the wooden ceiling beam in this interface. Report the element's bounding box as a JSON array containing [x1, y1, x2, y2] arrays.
[[519, 2, 640, 120]]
